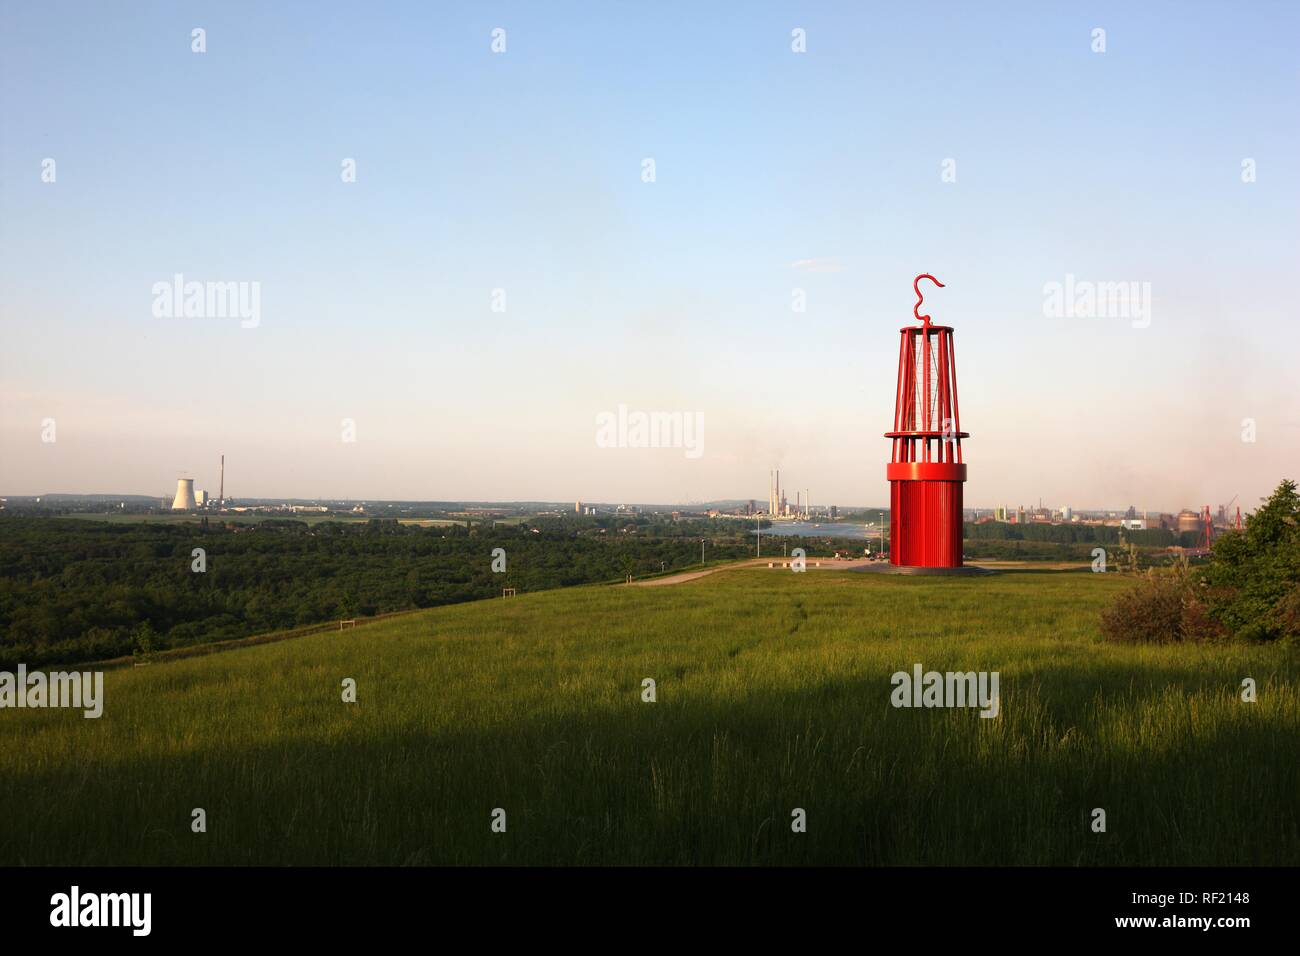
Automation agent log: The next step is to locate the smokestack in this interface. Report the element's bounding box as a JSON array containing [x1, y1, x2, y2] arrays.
[[219, 454, 224, 509]]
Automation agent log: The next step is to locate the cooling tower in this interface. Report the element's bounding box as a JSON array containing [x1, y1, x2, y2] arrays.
[[171, 478, 197, 511]]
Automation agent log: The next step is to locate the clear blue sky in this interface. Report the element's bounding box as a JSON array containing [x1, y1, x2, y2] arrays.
[[2, 1, 1297, 511]]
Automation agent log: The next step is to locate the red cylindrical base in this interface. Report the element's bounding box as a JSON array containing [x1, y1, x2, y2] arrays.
[[887, 463, 965, 567]]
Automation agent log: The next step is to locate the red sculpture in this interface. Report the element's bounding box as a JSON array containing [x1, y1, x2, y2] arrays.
[[885, 275, 968, 567]]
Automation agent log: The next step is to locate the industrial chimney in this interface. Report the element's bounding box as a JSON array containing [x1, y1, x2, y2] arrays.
[[885, 275, 969, 567], [171, 478, 197, 511]]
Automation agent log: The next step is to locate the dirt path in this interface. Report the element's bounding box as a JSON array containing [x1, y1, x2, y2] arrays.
[[972, 559, 1091, 571], [625, 556, 1092, 586], [625, 556, 876, 587]]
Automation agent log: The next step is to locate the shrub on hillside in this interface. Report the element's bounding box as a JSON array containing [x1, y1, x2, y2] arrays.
[[1270, 582, 1300, 644], [1100, 560, 1225, 644]]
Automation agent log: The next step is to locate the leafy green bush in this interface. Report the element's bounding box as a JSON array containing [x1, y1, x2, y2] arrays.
[[1201, 479, 1300, 643]]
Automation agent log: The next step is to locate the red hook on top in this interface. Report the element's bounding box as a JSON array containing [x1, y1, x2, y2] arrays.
[[913, 274, 945, 326]]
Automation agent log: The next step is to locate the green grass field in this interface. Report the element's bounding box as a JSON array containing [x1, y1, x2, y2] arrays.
[[2, 568, 1296, 865]]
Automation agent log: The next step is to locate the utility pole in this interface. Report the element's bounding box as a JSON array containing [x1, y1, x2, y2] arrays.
[[701, 538, 705, 566], [755, 513, 761, 557]]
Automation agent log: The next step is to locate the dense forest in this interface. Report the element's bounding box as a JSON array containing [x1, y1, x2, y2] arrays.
[[0, 515, 790, 668], [960, 520, 1199, 562], [964, 520, 1199, 548]]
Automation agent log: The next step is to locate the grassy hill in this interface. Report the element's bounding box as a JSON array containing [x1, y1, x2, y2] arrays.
[[1, 567, 1296, 865]]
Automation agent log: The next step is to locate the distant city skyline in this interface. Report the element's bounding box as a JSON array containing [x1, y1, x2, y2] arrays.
[[0, 487, 1261, 520], [2, 3, 1297, 511]]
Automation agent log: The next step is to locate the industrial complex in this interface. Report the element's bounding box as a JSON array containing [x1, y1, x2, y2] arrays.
[[169, 455, 225, 511]]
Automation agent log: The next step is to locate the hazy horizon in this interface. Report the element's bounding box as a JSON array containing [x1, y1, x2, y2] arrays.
[[3, 2, 1297, 513], [0, 486, 1260, 518]]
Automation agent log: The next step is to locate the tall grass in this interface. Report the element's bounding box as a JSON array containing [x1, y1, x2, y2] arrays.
[[1, 569, 1295, 865]]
